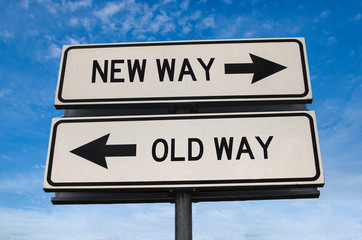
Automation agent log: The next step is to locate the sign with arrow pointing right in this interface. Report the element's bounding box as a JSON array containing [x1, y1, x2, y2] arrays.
[[55, 38, 312, 108]]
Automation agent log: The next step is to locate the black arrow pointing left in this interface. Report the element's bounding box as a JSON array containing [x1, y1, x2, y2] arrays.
[[70, 134, 136, 169]]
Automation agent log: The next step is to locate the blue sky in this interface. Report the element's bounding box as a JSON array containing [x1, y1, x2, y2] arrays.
[[0, 0, 361, 239]]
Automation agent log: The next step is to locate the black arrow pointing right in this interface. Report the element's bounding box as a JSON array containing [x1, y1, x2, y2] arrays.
[[70, 134, 136, 169], [225, 53, 287, 84]]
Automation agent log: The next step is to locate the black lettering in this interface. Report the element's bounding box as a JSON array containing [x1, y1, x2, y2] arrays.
[[171, 138, 185, 161], [92, 60, 108, 83], [236, 137, 255, 160], [256, 136, 273, 159], [127, 59, 146, 82], [156, 59, 175, 81], [152, 138, 168, 162], [197, 58, 215, 81], [110, 59, 124, 82], [214, 137, 233, 160], [178, 59, 196, 81], [188, 138, 203, 161]]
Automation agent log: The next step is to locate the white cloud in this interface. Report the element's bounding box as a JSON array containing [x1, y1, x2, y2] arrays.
[[327, 36, 337, 45], [0, 89, 12, 98], [150, 12, 175, 34], [320, 10, 329, 18], [352, 13, 362, 21], [263, 20, 274, 30], [288, 25, 301, 34], [316, 80, 362, 178], [180, 0, 190, 10], [32, 165, 45, 169], [23, 0, 91, 14], [190, 11, 202, 20], [182, 26, 192, 34], [178, 10, 201, 33], [69, 17, 94, 31], [0, 30, 13, 39], [193, 197, 362, 240], [314, 9, 330, 22], [45, 43, 62, 59], [137, 4, 156, 26], [197, 16, 215, 30], [216, 16, 243, 38], [69, 17, 78, 26], [0, 154, 11, 160], [19, 0, 29, 9], [93, 1, 184, 39], [243, 30, 257, 38], [27, 29, 39, 37], [87, 0, 218, 39], [162, 0, 176, 4], [0, 204, 174, 240], [64, 0, 92, 11], [0, 171, 42, 193], [64, 35, 87, 45], [94, 1, 126, 21], [36, 0, 60, 15], [0, 168, 361, 240], [81, 17, 94, 30]]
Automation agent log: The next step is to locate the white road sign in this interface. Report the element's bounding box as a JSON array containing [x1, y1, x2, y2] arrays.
[[55, 38, 312, 108], [43, 111, 324, 191]]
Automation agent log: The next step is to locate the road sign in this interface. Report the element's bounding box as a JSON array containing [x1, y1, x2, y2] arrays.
[[54, 38, 312, 108], [43, 111, 324, 191]]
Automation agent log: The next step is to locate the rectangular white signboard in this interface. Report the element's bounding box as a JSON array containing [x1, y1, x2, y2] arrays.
[[44, 111, 323, 191], [55, 38, 312, 108]]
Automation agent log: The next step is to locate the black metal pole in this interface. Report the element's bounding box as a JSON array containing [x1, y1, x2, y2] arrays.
[[175, 191, 192, 240], [173, 105, 193, 240]]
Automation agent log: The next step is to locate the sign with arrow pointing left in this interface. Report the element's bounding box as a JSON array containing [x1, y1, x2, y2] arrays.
[[54, 38, 312, 108], [43, 112, 324, 191]]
